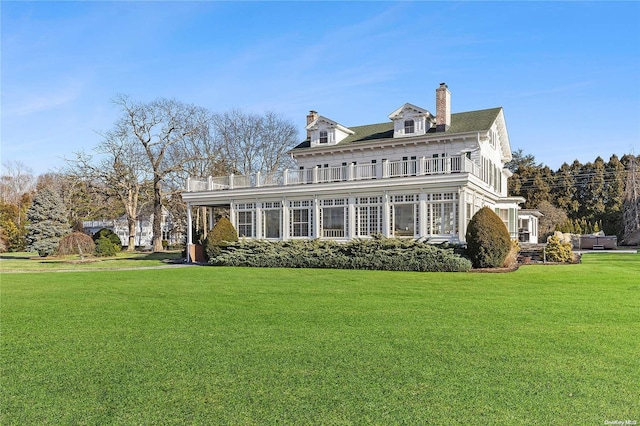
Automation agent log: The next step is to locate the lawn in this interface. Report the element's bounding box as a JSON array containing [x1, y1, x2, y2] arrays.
[[0, 250, 184, 272], [1, 253, 639, 424]]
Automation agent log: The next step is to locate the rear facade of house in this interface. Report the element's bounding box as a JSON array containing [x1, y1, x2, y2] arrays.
[[182, 84, 525, 254]]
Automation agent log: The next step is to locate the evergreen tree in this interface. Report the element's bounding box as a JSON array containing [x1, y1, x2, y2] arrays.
[[604, 155, 626, 235], [25, 188, 71, 257], [553, 162, 580, 216]]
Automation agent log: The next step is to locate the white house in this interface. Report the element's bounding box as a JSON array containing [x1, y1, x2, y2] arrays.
[[182, 84, 528, 259], [83, 208, 183, 248]]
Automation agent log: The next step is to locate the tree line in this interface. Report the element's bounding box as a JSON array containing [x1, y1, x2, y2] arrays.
[[506, 149, 640, 243], [1, 96, 298, 253]]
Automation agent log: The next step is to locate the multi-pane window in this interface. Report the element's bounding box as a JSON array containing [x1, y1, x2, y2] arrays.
[[427, 193, 457, 235], [355, 197, 381, 237], [404, 119, 415, 134], [234, 203, 255, 238], [391, 195, 417, 237], [289, 200, 313, 237], [319, 130, 328, 144], [237, 211, 253, 238]]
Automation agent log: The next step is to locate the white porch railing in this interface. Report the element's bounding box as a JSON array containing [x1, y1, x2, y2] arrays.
[[186, 155, 484, 192]]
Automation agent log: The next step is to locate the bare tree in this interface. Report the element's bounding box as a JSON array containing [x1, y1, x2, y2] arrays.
[[1, 161, 36, 227], [65, 129, 152, 250], [113, 95, 211, 252], [212, 109, 297, 176]]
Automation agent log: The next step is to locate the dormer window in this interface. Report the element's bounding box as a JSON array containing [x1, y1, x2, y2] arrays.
[[319, 130, 328, 144], [404, 119, 415, 134]]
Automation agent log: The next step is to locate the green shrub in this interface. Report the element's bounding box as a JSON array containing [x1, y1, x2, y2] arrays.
[[211, 237, 471, 272], [58, 232, 96, 256], [94, 236, 118, 257], [545, 235, 574, 263], [503, 239, 520, 268], [465, 207, 512, 268], [205, 217, 238, 260], [91, 228, 122, 252]]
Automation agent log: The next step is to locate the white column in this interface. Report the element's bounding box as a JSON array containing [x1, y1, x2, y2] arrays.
[[382, 191, 391, 237], [255, 202, 263, 239], [186, 203, 193, 262], [229, 201, 236, 231], [348, 197, 356, 239], [282, 198, 290, 240], [419, 193, 428, 237], [208, 207, 214, 231], [313, 196, 321, 238]]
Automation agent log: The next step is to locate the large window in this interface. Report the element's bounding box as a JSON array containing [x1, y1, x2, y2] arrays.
[[321, 199, 347, 238], [429, 193, 457, 235], [391, 195, 417, 237], [289, 200, 313, 237], [237, 211, 253, 238], [262, 202, 281, 239], [355, 197, 381, 237]]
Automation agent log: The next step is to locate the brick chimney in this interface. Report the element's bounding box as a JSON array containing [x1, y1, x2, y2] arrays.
[[435, 83, 451, 132], [306, 110, 318, 140]]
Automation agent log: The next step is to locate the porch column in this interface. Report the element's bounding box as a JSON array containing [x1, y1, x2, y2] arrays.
[[229, 201, 236, 231], [255, 202, 263, 239], [457, 188, 465, 241], [419, 193, 428, 237], [282, 198, 290, 240], [348, 196, 356, 239], [208, 207, 214, 231], [382, 191, 391, 237], [186, 203, 193, 262], [313, 196, 321, 238]]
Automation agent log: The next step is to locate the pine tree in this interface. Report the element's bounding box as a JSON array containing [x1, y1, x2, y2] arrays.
[[25, 187, 71, 257]]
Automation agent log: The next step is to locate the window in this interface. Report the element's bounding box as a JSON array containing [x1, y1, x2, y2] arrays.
[[237, 211, 253, 238], [393, 204, 415, 237], [322, 207, 345, 238], [355, 197, 382, 237], [290, 200, 313, 237], [262, 202, 282, 239], [319, 130, 328, 144], [404, 119, 415, 134]]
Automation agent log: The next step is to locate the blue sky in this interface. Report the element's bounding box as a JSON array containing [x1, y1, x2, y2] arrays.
[[2, 1, 639, 176]]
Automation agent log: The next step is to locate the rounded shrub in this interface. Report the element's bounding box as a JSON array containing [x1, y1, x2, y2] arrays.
[[92, 228, 122, 252], [545, 235, 574, 263], [94, 236, 118, 257], [205, 217, 238, 260], [465, 207, 511, 268], [58, 231, 96, 256]]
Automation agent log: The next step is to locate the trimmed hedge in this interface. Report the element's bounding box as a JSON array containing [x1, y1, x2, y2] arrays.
[[466, 207, 512, 268], [94, 236, 118, 257], [210, 237, 471, 272], [205, 217, 239, 260]]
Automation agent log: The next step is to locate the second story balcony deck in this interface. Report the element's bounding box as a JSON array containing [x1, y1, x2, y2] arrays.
[[186, 155, 484, 192]]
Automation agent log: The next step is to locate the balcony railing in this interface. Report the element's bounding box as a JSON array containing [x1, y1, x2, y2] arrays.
[[186, 155, 482, 192]]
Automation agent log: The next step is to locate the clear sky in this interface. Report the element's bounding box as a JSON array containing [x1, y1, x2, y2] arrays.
[[2, 1, 639, 176]]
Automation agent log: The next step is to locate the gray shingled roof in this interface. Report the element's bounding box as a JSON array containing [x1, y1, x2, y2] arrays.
[[292, 107, 502, 150]]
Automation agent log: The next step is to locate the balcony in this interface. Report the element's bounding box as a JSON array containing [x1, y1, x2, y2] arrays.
[[186, 156, 482, 192]]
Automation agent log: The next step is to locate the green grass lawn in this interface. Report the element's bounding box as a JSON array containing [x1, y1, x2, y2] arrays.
[[0, 250, 184, 272], [2, 253, 639, 424]]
